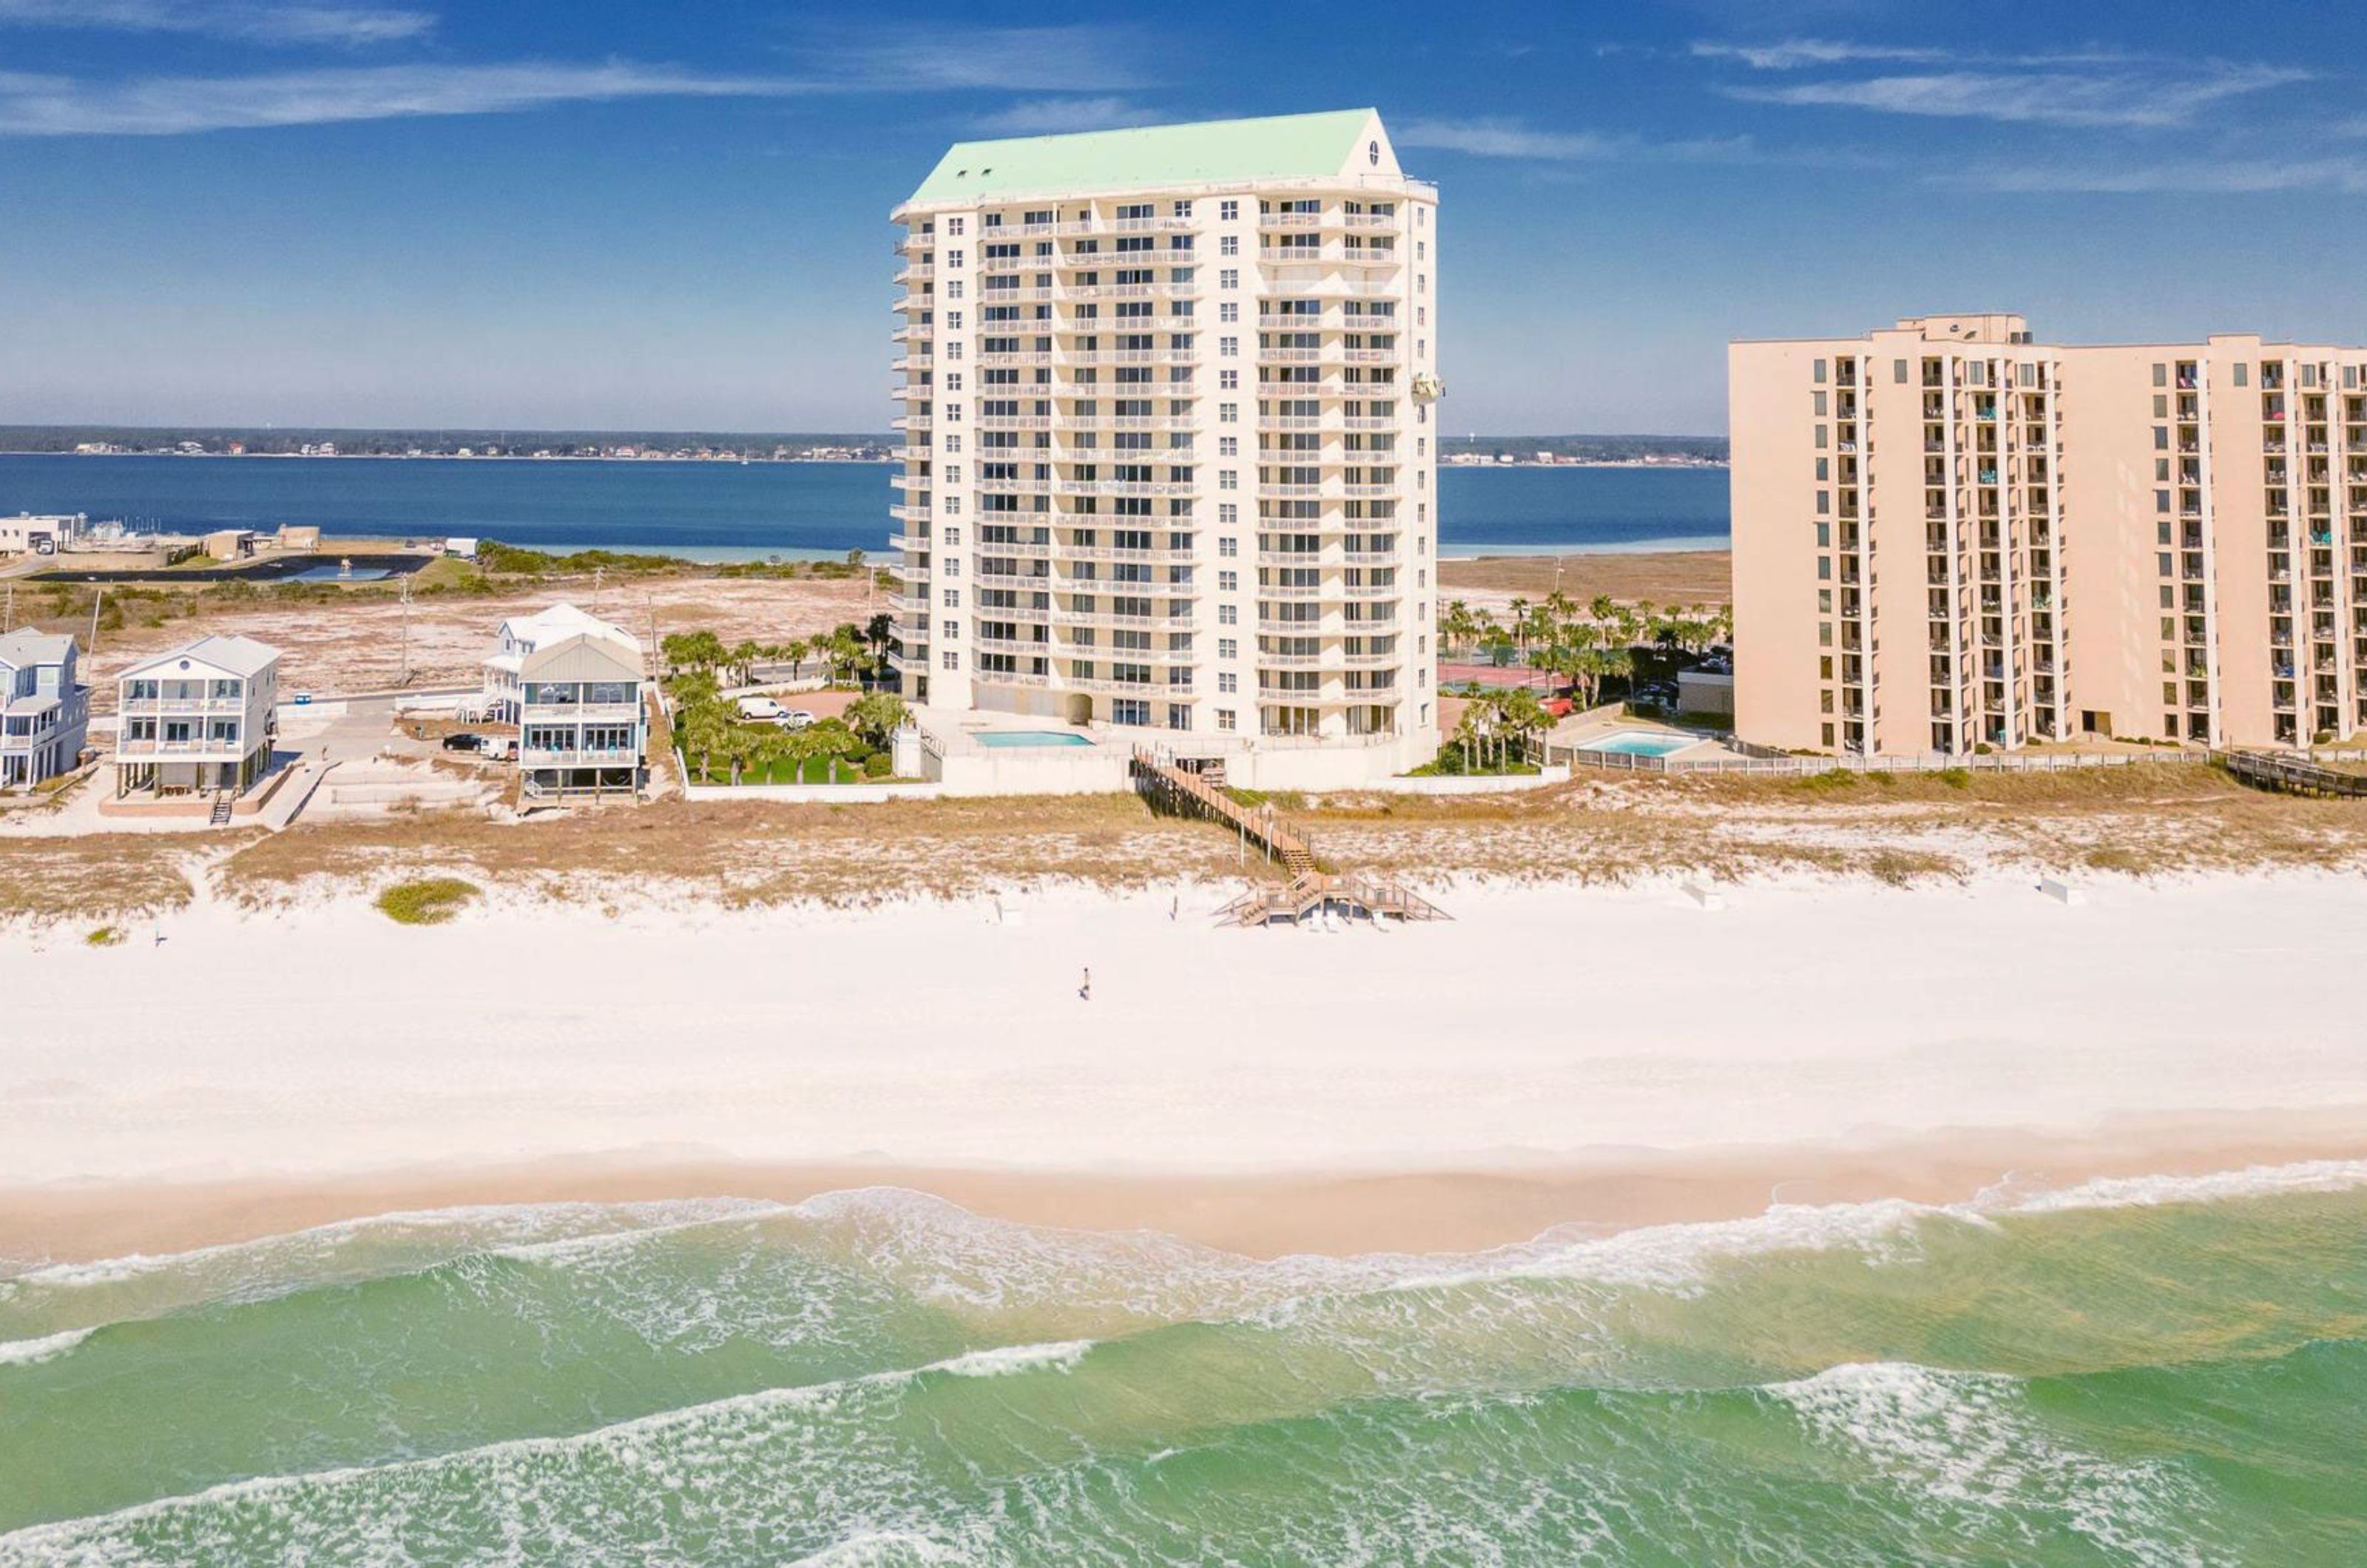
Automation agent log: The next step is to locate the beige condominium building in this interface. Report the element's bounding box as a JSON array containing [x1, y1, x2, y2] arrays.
[[1735, 314, 2367, 756], [886, 109, 1445, 786]]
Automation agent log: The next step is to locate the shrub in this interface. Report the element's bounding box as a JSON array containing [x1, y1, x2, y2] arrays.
[[375, 876, 480, 925], [861, 751, 892, 779], [85, 925, 125, 947], [1973, 742, 1994, 755], [1936, 767, 1972, 789]]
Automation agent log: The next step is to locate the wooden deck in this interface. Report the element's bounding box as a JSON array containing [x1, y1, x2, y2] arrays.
[[1129, 746, 1448, 927], [2212, 748, 2367, 799]]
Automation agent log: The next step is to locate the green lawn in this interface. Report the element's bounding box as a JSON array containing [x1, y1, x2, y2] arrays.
[[681, 754, 888, 785]]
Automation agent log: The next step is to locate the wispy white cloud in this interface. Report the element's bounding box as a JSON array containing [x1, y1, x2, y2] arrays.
[[1395, 116, 1758, 163], [1728, 62, 2307, 129], [0, 60, 808, 136], [970, 96, 1146, 135], [0, 0, 432, 47], [1966, 155, 2367, 195], [1691, 38, 1945, 70], [802, 24, 1146, 92]]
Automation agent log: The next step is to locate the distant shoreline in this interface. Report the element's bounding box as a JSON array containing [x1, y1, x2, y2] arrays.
[[1, 451, 1728, 470], [0, 450, 895, 464]]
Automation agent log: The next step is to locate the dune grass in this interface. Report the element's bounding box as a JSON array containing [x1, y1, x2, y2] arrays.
[[374, 876, 481, 925]]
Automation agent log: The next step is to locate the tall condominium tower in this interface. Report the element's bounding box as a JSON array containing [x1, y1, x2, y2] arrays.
[[1733, 314, 2367, 756], [887, 110, 1443, 787]]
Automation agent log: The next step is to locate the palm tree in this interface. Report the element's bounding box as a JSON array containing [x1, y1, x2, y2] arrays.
[[1440, 600, 1477, 658], [784, 636, 813, 681], [1588, 594, 1616, 626], [661, 629, 726, 678], [1497, 686, 1549, 766], [728, 639, 764, 686], [1507, 598, 1532, 654], [843, 692, 911, 750], [675, 700, 730, 783]]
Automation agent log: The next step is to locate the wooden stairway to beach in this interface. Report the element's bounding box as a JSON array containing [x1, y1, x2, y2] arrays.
[[1128, 747, 1448, 927], [2212, 748, 2367, 800]]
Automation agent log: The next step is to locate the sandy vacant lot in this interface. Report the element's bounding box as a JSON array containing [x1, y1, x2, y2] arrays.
[[11, 572, 881, 706], [1439, 550, 1732, 612]]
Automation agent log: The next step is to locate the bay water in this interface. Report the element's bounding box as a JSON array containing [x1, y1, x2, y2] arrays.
[[0, 455, 1729, 561]]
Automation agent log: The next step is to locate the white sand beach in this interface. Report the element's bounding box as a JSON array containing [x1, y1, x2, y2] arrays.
[[3, 869, 2365, 1261]]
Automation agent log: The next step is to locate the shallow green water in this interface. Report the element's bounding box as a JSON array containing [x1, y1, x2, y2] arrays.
[[4, 1167, 2364, 1564]]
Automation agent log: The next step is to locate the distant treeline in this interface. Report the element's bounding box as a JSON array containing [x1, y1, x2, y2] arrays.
[[0, 426, 895, 458], [1440, 434, 1727, 463]]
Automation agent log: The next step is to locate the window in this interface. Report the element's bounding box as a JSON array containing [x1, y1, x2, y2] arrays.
[[941, 650, 959, 670], [1220, 370, 1238, 389], [1218, 604, 1236, 624], [1220, 302, 1239, 323], [1217, 708, 1236, 731], [1167, 703, 1192, 730], [1220, 235, 1238, 257], [1218, 570, 1238, 591], [1219, 337, 1237, 356], [1219, 470, 1237, 490], [1219, 268, 1238, 289], [942, 587, 959, 606], [1219, 503, 1237, 524], [1218, 671, 1237, 692], [947, 217, 965, 236], [1219, 436, 1237, 456], [1172, 200, 1192, 217], [1218, 536, 1237, 557], [1812, 359, 1826, 384], [941, 619, 959, 640], [1219, 402, 1237, 423], [948, 249, 963, 268], [1219, 199, 1238, 220], [1893, 359, 1908, 384]]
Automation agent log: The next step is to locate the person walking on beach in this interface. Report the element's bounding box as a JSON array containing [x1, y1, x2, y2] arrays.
[[1079, 967, 1092, 1001]]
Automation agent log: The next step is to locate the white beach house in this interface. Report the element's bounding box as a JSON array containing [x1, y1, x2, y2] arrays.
[[112, 634, 281, 800], [0, 629, 90, 788], [482, 604, 646, 800]]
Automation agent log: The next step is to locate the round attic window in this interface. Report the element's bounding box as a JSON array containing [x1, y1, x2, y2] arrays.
[[1368, 141, 1380, 166]]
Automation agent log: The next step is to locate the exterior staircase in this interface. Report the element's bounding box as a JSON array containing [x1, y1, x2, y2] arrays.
[[1129, 746, 1448, 927], [2212, 748, 2367, 799], [208, 790, 234, 826]]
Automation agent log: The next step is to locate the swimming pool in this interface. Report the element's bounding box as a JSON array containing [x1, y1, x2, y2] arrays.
[[1581, 729, 1704, 758], [973, 731, 1095, 748]]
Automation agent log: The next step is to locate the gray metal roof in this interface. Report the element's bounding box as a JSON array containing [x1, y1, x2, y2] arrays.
[[0, 629, 75, 670], [115, 633, 282, 682]]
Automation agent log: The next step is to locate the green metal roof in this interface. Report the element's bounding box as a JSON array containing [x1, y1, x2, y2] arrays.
[[907, 109, 1378, 206]]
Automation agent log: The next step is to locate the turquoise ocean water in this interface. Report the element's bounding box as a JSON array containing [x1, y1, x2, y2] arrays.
[[4, 1166, 2364, 1564], [0, 456, 1731, 561]]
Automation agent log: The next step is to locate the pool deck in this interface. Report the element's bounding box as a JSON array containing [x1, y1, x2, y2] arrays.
[[1548, 714, 1738, 764]]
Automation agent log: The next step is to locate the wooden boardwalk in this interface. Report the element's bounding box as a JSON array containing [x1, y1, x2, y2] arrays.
[[2212, 748, 2367, 799], [1129, 746, 1448, 927]]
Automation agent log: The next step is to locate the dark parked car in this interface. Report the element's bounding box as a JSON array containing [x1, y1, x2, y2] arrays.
[[441, 732, 484, 753]]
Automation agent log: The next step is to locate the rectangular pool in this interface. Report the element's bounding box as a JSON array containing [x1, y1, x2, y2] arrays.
[[1581, 729, 1704, 758], [973, 731, 1095, 748]]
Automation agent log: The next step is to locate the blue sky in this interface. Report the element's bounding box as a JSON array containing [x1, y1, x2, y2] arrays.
[[3, 0, 2363, 435]]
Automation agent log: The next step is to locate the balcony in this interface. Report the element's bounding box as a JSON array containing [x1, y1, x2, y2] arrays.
[[114, 737, 246, 760], [889, 413, 932, 432]]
